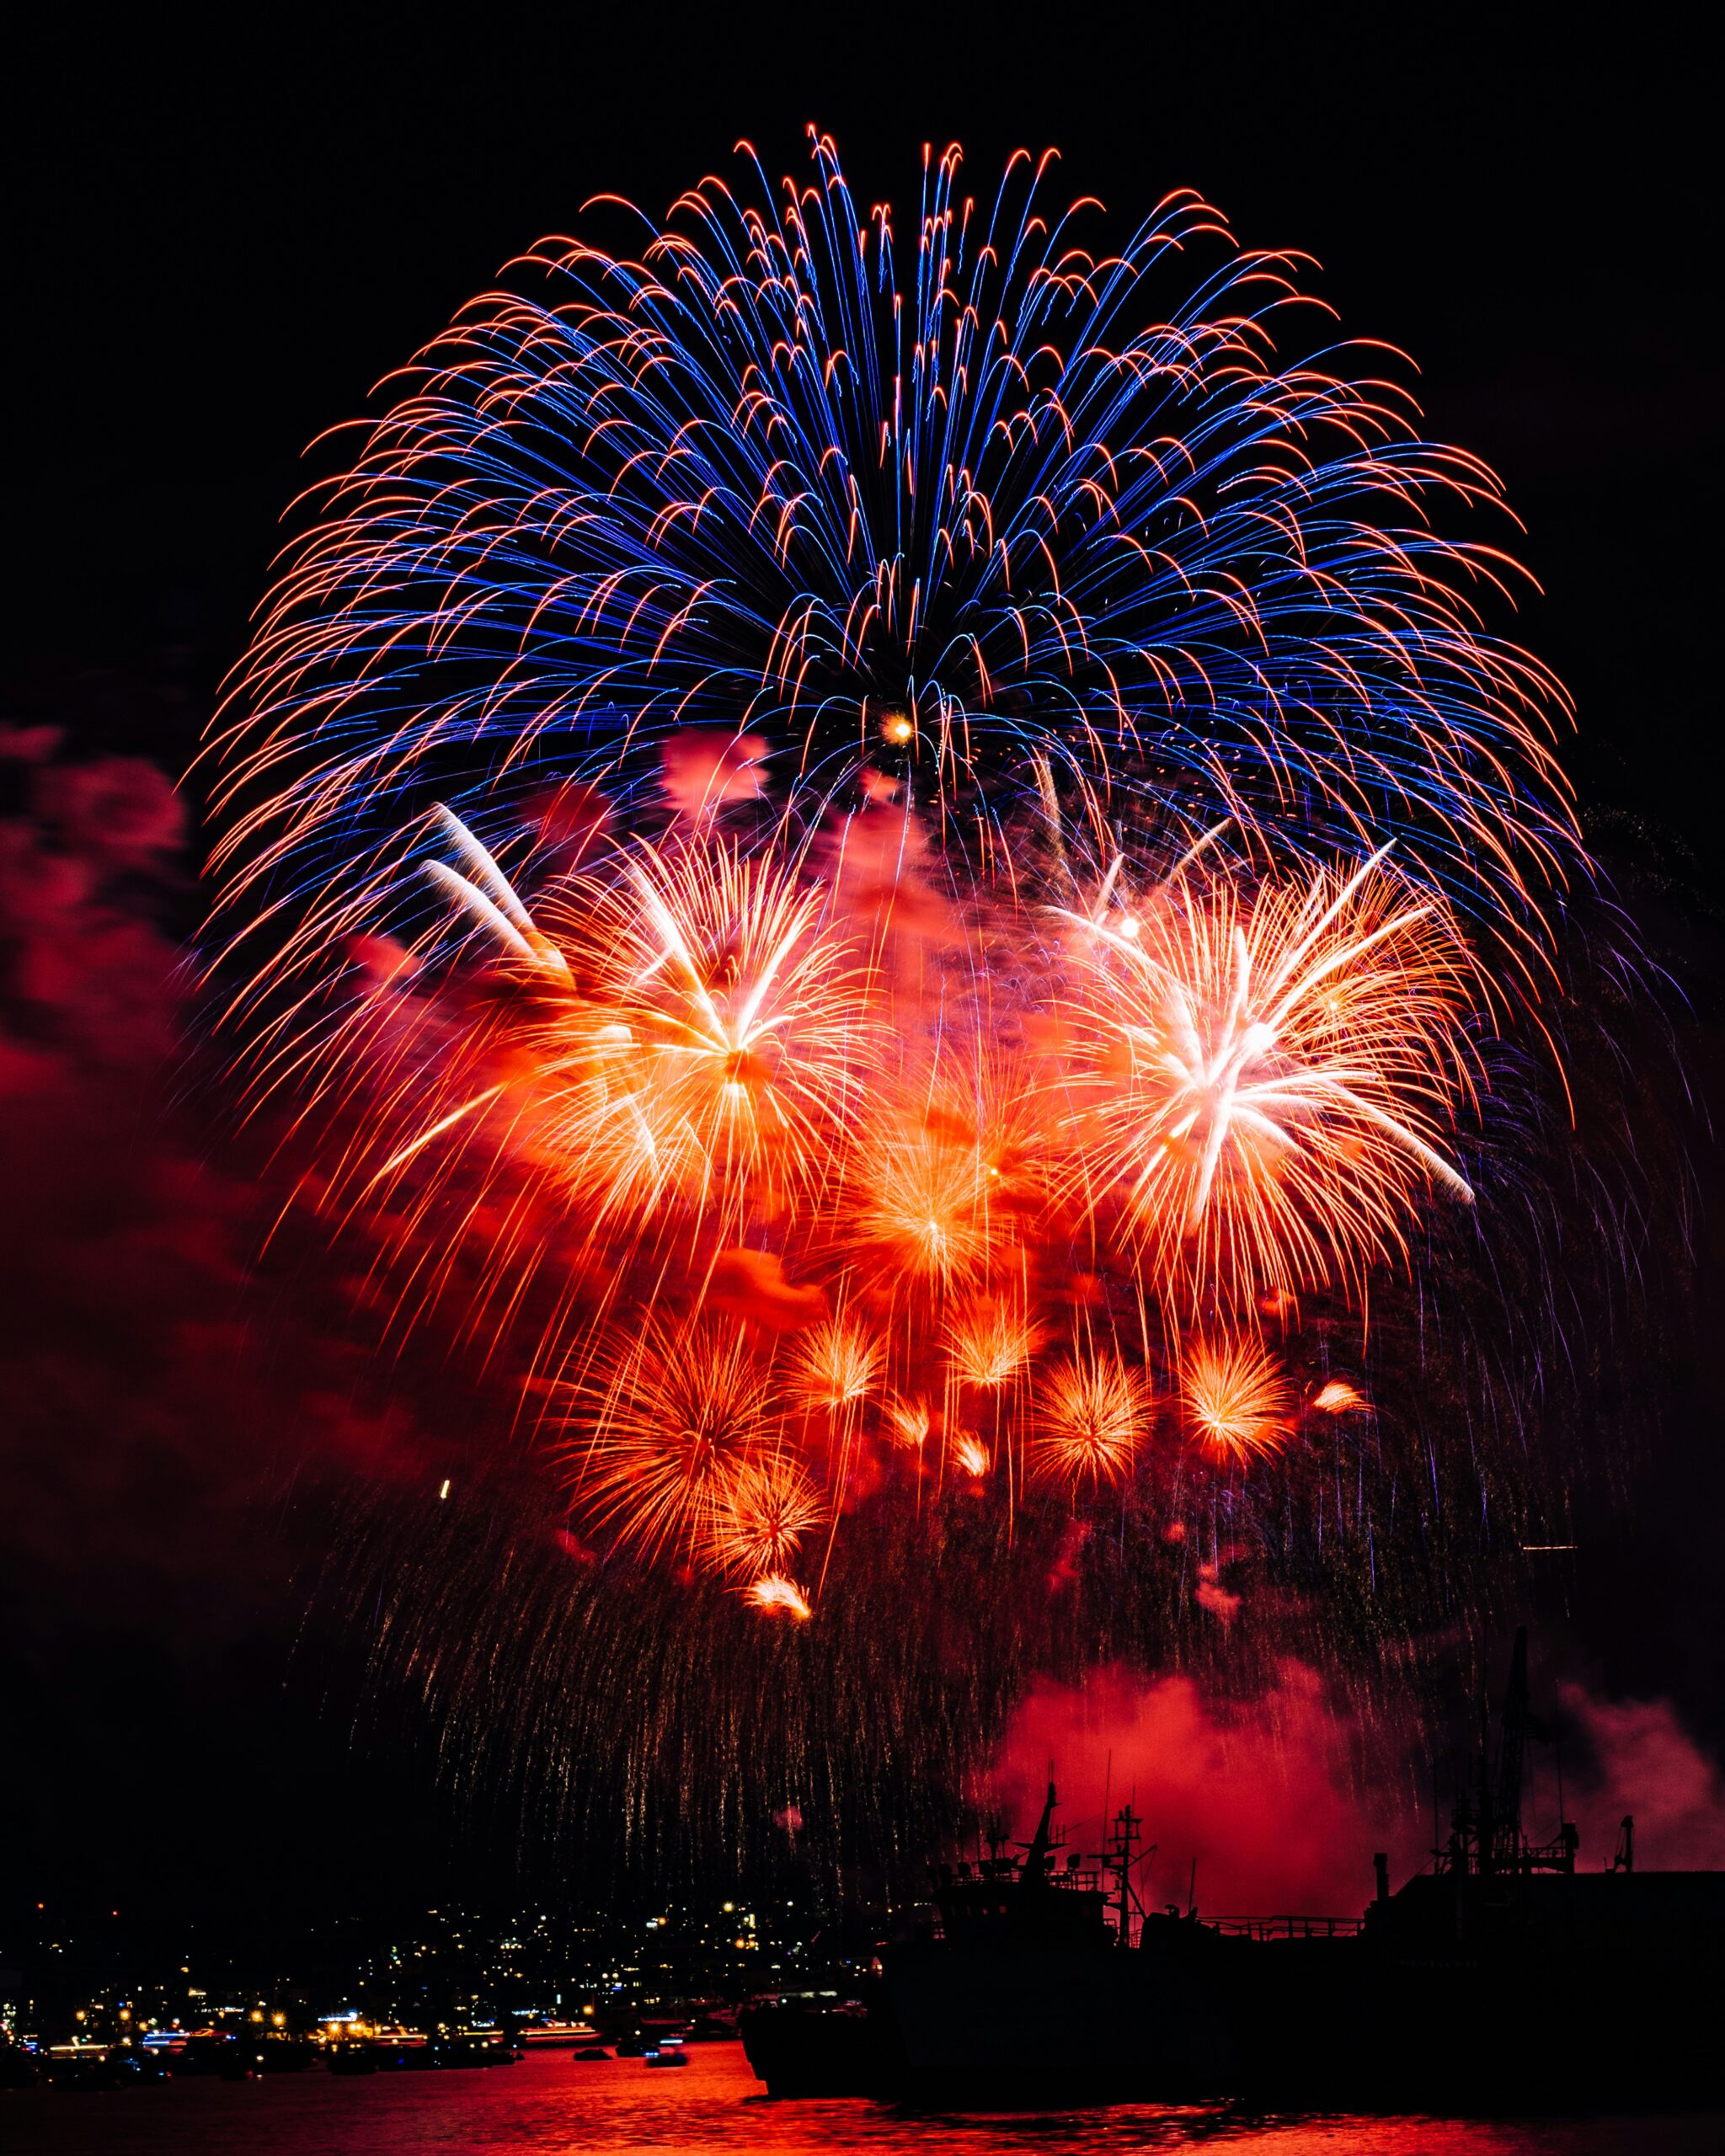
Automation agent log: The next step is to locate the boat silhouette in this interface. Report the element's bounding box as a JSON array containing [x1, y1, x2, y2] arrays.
[[742, 1631, 1725, 2108]]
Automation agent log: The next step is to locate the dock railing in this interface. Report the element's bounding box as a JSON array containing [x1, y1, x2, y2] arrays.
[[1207, 1914, 1365, 1940]]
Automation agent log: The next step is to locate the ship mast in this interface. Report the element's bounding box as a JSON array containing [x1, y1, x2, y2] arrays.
[[1104, 1803, 1151, 1947], [1489, 1626, 1531, 1871], [1440, 1628, 1576, 1878], [1020, 1779, 1058, 1891]]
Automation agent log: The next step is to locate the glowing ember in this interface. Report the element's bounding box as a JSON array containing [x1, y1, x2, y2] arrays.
[[1311, 1379, 1367, 1414], [747, 1574, 813, 1621]]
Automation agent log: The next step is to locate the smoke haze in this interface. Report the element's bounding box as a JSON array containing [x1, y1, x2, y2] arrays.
[[993, 1663, 1725, 1916]]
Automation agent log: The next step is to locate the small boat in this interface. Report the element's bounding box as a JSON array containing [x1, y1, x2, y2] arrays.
[[430, 2032, 517, 2070], [644, 2045, 690, 2068], [572, 2045, 611, 2062], [45, 2052, 164, 2091]]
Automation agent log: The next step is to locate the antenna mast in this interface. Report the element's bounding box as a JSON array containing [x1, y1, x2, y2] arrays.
[[1105, 1803, 1150, 1948]]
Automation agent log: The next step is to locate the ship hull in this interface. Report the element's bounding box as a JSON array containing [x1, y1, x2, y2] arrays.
[[883, 1935, 1238, 2105], [745, 1897, 1725, 2109], [1228, 1935, 1725, 2109]]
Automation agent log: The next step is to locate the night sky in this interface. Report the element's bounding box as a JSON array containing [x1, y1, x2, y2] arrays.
[[7, 11, 1721, 1951]]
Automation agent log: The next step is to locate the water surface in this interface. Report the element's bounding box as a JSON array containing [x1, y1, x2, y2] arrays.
[[3, 2043, 1718, 2153]]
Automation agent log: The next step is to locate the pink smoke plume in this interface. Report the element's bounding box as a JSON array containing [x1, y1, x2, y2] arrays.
[[1561, 1684, 1725, 1869], [659, 727, 768, 822], [993, 1663, 1725, 1917], [991, 1662, 1425, 1919]]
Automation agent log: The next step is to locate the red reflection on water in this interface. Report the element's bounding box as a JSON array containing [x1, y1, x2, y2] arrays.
[[0, 2046, 1719, 2154]]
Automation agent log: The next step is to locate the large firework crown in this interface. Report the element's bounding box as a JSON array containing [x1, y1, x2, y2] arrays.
[[209, 128, 1576, 1001], [201, 131, 1587, 1624]]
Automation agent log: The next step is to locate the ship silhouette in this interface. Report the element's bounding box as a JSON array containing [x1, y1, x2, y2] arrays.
[[742, 1630, 1725, 2107]]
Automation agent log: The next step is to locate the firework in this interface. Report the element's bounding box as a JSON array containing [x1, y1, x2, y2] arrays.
[[1031, 1355, 1149, 1486], [1062, 851, 1478, 1310], [885, 1396, 932, 1450], [1311, 1379, 1367, 1414], [706, 1454, 825, 1578], [792, 1315, 884, 1415], [531, 835, 882, 1230], [567, 1315, 777, 1560], [848, 1107, 1002, 1296], [945, 1299, 1044, 1390], [1181, 1337, 1293, 1464], [203, 129, 1597, 1704], [747, 1575, 814, 1621], [950, 1433, 993, 1481]]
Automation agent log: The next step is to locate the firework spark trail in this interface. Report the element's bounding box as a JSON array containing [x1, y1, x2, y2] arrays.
[[201, 132, 1598, 1636]]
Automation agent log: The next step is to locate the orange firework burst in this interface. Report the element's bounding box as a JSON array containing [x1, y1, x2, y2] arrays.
[[1031, 1354, 1149, 1486], [945, 1299, 1043, 1389], [1181, 1336, 1292, 1464], [529, 835, 881, 1228], [792, 1315, 884, 1414], [1311, 1378, 1367, 1414], [884, 1396, 932, 1449], [706, 1454, 825, 1577], [846, 1067, 1042, 1297], [567, 1315, 775, 1559], [849, 1115, 996, 1294], [950, 1433, 992, 1480], [747, 1575, 813, 1620], [1062, 850, 1477, 1308]]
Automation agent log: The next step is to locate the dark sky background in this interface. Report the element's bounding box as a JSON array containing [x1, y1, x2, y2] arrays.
[[6, 9, 1722, 1954]]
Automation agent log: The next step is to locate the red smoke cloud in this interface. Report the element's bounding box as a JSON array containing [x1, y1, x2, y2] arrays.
[[0, 746, 454, 1643], [992, 1662, 1423, 1918], [660, 728, 768, 822], [994, 1664, 1725, 1916], [1561, 1683, 1725, 1870]]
